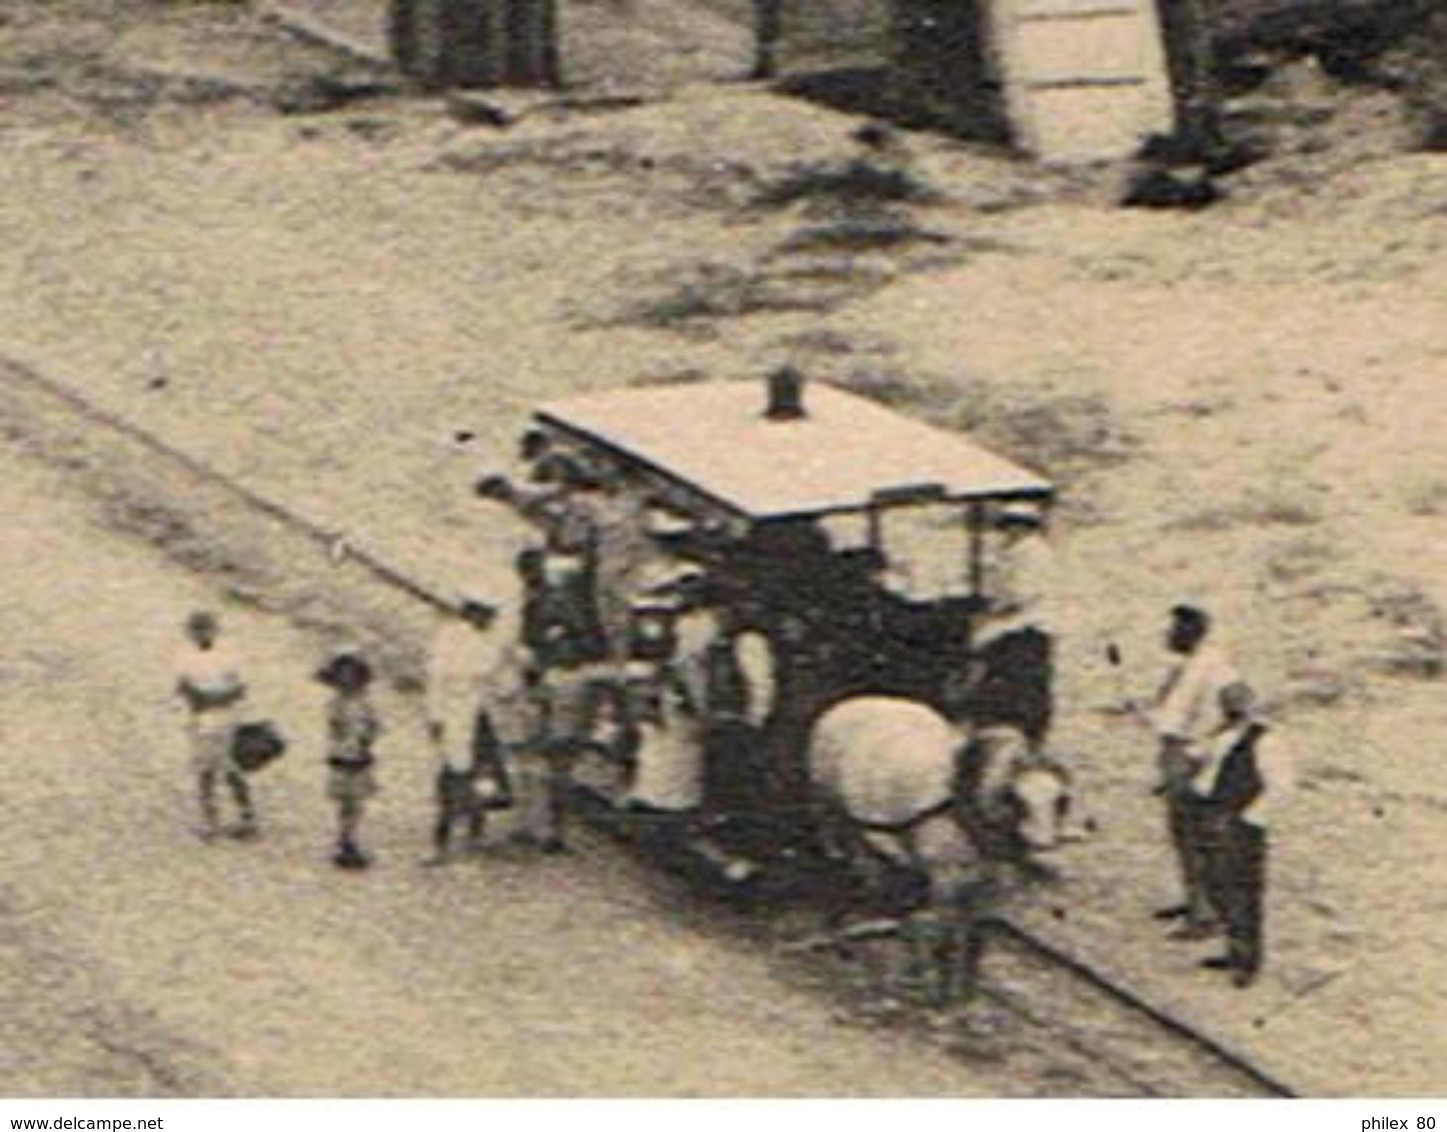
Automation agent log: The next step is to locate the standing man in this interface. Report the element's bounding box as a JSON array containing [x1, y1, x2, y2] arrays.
[[512, 545, 606, 855], [574, 471, 655, 665], [523, 658, 596, 854], [1142, 604, 1240, 937], [425, 592, 520, 864], [1196, 682, 1291, 987], [701, 599, 777, 819], [176, 610, 256, 841], [516, 541, 606, 674]]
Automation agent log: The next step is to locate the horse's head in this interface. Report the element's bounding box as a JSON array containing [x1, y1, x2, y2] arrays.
[[1010, 756, 1072, 853], [954, 726, 1072, 857]]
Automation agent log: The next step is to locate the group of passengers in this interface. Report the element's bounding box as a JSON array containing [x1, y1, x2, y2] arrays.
[[175, 432, 777, 870], [175, 429, 1290, 988], [478, 437, 780, 824]]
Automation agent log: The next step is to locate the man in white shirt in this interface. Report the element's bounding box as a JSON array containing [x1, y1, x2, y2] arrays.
[[1143, 604, 1240, 934], [175, 610, 255, 841], [425, 594, 524, 863], [1195, 682, 1291, 986]]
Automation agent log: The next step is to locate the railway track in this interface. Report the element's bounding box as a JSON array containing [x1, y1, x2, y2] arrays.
[[0, 350, 1297, 1098], [779, 908, 1293, 1097], [980, 919, 1294, 1096], [0, 354, 455, 617]]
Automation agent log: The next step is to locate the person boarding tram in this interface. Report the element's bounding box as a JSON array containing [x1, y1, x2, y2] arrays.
[[424, 591, 522, 864]]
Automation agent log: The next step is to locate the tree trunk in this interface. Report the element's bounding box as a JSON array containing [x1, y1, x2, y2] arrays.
[[388, 0, 419, 76], [388, 0, 558, 89], [450, 0, 506, 88], [506, 0, 562, 87], [752, 0, 782, 80], [1157, 0, 1222, 156]]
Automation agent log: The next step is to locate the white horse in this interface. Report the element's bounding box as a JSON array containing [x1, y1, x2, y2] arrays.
[[807, 695, 1071, 1002]]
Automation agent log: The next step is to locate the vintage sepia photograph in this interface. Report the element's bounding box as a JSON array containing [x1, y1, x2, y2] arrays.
[[0, 0, 1443, 1103]]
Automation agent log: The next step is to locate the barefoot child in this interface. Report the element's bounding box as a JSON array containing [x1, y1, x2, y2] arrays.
[[318, 650, 381, 869], [176, 610, 257, 841]]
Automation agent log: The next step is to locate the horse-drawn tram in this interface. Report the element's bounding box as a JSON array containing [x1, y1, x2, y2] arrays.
[[484, 369, 1067, 891]]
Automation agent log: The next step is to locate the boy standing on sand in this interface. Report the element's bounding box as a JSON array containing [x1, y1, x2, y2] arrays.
[[176, 610, 256, 841], [318, 650, 382, 870]]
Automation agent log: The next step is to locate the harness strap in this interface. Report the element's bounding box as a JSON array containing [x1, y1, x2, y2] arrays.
[[855, 796, 958, 875], [852, 795, 954, 837]]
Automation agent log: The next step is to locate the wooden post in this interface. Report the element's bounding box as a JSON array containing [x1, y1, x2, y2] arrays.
[[966, 501, 986, 602]]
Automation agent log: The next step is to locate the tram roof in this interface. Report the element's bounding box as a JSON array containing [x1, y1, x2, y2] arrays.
[[534, 380, 1053, 523]]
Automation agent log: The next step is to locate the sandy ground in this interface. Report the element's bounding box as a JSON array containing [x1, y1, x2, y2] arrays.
[[0, 0, 1444, 1096]]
